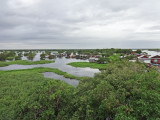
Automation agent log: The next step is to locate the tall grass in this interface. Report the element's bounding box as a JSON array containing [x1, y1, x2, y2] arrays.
[[0, 69, 57, 119], [0, 67, 87, 119], [0, 60, 54, 67], [5, 67, 86, 80], [68, 62, 107, 70]]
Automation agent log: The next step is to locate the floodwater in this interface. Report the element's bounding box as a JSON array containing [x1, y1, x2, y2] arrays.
[[141, 50, 160, 63], [1, 50, 159, 86], [142, 50, 160, 57], [0, 57, 100, 77], [0, 57, 100, 86], [42, 72, 79, 86]]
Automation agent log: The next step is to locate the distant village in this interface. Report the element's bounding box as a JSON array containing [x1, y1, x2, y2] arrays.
[[1, 49, 160, 68], [131, 53, 160, 67], [42, 50, 160, 67]]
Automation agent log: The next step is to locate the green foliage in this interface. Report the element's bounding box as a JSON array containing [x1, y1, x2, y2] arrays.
[[108, 54, 121, 62], [19, 80, 74, 119], [18, 53, 23, 57], [0, 67, 84, 119], [125, 55, 136, 60], [6, 57, 14, 60], [97, 57, 109, 64], [115, 49, 132, 54], [6, 67, 85, 81], [72, 61, 160, 119], [136, 49, 142, 54], [0, 60, 54, 67], [0, 51, 16, 61], [0, 53, 6, 61], [40, 53, 46, 60], [68, 62, 107, 70], [27, 52, 36, 60], [0, 70, 51, 119], [15, 56, 22, 60], [49, 55, 54, 59], [1, 60, 160, 119], [24, 53, 29, 56]]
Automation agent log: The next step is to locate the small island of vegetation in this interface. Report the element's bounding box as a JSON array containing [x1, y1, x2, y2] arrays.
[[0, 49, 160, 120], [0, 60, 54, 67], [68, 62, 107, 69]]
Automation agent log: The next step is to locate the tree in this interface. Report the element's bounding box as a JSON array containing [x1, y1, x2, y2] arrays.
[[136, 49, 142, 54], [0, 53, 6, 61], [40, 53, 46, 60], [15, 56, 21, 60], [18, 80, 74, 119], [71, 61, 160, 119], [108, 54, 120, 62], [97, 57, 108, 64]]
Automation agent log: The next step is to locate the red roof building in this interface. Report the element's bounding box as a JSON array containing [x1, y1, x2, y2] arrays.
[[151, 55, 160, 64], [140, 55, 149, 58]]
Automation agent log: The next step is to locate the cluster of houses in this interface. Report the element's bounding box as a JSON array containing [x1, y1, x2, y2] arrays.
[[68, 53, 101, 62], [42, 50, 160, 67], [66, 52, 160, 66], [129, 52, 160, 67], [138, 55, 160, 66], [42, 51, 101, 63]]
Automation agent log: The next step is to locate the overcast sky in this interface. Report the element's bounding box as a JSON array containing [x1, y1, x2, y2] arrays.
[[0, 0, 160, 49]]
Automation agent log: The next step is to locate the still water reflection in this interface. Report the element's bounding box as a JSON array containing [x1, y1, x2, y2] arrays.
[[0, 57, 100, 77], [42, 72, 79, 86]]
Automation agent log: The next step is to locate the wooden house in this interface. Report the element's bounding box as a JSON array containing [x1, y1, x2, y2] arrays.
[[151, 55, 160, 65]]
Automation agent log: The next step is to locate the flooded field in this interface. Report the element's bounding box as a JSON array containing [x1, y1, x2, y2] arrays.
[[42, 72, 79, 86], [0, 57, 100, 77]]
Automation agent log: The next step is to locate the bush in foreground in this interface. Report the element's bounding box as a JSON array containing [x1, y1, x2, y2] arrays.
[[71, 61, 160, 119], [1, 61, 160, 119]]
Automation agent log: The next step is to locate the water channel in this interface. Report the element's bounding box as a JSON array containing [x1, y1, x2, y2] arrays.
[[1, 50, 157, 86], [0, 57, 100, 86]]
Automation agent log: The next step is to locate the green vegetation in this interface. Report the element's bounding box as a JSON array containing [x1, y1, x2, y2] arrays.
[[71, 61, 160, 120], [20, 80, 75, 120], [68, 54, 121, 69], [5, 67, 85, 81], [0, 67, 75, 119], [108, 54, 121, 62], [27, 52, 36, 60], [0, 66, 86, 119], [0, 60, 54, 67], [15, 56, 21, 60], [0, 51, 16, 61], [1, 61, 160, 119], [6, 57, 14, 60], [40, 53, 46, 60], [68, 62, 107, 69], [0, 48, 159, 119], [136, 49, 142, 54]]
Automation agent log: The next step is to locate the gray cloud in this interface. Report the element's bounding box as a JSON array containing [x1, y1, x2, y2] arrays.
[[148, 26, 160, 30], [0, 0, 160, 49]]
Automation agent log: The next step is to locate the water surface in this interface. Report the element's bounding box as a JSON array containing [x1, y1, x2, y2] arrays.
[[0, 57, 100, 77], [42, 72, 79, 86]]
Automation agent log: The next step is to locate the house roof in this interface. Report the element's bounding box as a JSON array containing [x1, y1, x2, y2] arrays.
[[151, 55, 160, 58], [140, 55, 148, 58], [131, 53, 137, 55]]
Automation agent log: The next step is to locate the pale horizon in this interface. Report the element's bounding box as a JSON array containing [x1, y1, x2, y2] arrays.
[[0, 0, 160, 49]]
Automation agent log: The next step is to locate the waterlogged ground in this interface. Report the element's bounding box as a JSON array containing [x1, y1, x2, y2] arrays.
[[42, 72, 79, 86], [0, 57, 100, 77]]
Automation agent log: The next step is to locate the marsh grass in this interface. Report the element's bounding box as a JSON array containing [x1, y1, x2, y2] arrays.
[[0, 60, 54, 67], [5, 67, 86, 80], [0, 66, 88, 119], [0, 69, 56, 119], [68, 62, 107, 70]]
